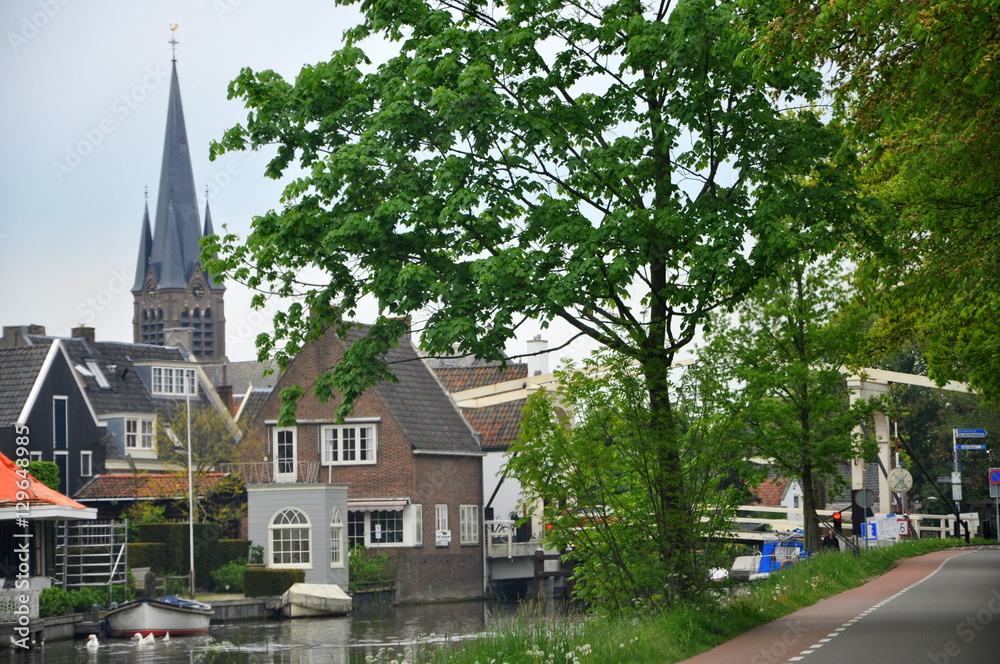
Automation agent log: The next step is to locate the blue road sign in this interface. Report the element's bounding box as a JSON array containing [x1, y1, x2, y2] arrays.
[[989, 469, 1000, 485], [956, 429, 988, 438], [957, 444, 988, 450]]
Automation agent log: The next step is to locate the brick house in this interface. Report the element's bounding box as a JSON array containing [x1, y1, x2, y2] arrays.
[[234, 324, 485, 603]]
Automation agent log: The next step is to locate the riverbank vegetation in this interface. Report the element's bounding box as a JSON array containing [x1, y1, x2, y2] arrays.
[[386, 540, 967, 664]]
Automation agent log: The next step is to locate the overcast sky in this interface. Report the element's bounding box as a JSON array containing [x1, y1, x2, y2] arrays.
[[0, 0, 579, 367]]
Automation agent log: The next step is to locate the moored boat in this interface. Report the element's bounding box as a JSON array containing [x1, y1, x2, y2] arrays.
[[103, 596, 213, 638], [280, 583, 352, 618]]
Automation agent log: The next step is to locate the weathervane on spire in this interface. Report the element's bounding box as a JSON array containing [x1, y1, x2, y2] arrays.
[[169, 24, 179, 62]]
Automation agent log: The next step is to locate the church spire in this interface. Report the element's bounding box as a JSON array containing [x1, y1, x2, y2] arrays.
[[147, 41, 203, 290], [131, 28, 228, 362], [130, 196, 153, 293]]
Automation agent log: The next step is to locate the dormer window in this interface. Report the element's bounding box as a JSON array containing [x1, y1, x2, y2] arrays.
[[151, 366, 197, 396]]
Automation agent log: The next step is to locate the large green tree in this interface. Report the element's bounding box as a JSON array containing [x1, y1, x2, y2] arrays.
[[208, 0, 866, 596], [699, 254, 873, 551], [773, 1, 1000, 402], [507, 351, 756, 609]]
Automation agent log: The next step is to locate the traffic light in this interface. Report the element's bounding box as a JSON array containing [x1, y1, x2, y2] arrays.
[[832, 511, 843, 535]]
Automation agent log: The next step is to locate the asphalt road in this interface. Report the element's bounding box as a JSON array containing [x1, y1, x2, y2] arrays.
[[680, 545, 1000, 664]]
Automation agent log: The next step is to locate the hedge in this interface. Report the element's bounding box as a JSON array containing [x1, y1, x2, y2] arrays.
[[127, 542, 168, 572], [243, 569, 305, 598]]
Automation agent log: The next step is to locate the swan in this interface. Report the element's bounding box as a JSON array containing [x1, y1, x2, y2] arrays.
[[162, 632, 170, 642], [86, 634, 99, 649], [131, 632, 155, 645]]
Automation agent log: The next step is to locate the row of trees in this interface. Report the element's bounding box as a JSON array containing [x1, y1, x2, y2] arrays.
[[202, 0, 1000, 607]]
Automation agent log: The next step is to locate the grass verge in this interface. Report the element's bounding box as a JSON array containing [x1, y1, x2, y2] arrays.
[[368, 539, 980, 664]]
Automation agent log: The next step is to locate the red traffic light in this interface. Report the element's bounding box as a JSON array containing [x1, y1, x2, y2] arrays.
[[833, 512, 842, 521], [832, 511, 843, 534]]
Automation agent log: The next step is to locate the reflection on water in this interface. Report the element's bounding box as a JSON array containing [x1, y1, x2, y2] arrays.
[[8, 600, 520, 664]]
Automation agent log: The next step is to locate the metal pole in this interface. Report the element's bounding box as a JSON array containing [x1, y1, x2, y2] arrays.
[[187, 393, 196, 599], [952, 428, 962, 538], [995, 495, 999, 543]]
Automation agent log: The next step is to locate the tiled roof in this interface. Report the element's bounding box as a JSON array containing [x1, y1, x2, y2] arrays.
[[751, 477, 790, 506], [0, 452, 88, 509], [434, 364, 528, 392], [461, 402, 524, 450], [433, 365, 528, 451], [75, 472, 227, 501], [338, 327, 481, 455], [0, 345, 50, 426]]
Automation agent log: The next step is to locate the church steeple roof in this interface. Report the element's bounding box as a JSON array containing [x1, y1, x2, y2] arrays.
[[203, 200, 226, 291], [130, 201, 153, 293], [145, 59, 204, 290]]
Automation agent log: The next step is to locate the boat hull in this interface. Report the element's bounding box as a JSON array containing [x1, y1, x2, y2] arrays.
[[280, 583, 352, 618], [103, 597, 213, 638]]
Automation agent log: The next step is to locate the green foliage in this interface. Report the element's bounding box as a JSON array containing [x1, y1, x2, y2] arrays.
[[26, 461, 59, 491], [138, 522, 220, 583], [38, 587, 72, 617], [698, 253, 876, 550], [243, 569, 305, 598], [248, 544, 264, 565], [506, 349, 756, 611], [348, 546, 395, 592], [209, 0, 870, 601], [154, 401, 239, 476], [39, 585, 131, 617], [211, 558, 247, 593], [771, 1, 1000, 404], [127, 542, 168, 572], [121, 502, 167, 541]]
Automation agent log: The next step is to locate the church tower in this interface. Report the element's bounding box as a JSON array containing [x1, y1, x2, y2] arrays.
[[131, 37, 226, 361]]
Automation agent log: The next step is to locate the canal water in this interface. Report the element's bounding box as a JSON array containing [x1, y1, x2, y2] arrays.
[[9, 600, 520, 664]]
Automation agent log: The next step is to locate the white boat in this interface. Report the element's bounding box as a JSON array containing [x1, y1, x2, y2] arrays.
[[280, 583, 352, 618], [103, 596, 213, 638]]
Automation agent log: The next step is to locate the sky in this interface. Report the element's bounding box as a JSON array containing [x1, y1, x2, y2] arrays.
[[0, 0, 586, 368]]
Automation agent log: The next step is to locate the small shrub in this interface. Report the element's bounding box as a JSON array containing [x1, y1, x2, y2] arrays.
[[39, 587, 72, 617], [349, 546, 395, 592], [211, 558, 247, 593], [243, 569, 305, 598], [248, 544, 264, 564]]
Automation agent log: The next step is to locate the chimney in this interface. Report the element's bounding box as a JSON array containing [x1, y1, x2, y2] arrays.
[[526, 335, 549, 376], [216, 384, 235, 415], [164, 328, 195, 355], [0, 325, 45, 348], [72, 325, 96, 347]]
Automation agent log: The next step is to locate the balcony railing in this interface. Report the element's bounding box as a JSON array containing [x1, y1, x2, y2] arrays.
[[484, 520, 543, 559], [220, 461, 321, 484], [0, 588, 40, 621]]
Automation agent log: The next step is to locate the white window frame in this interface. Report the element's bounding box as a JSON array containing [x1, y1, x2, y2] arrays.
[[321, 423, 377, 465], [269, 507, 312, 569], [52, 396, 68, 449], [330, 506, 345, 568], [413, 504, 423, 546], [460, 505, 479, 545], [274, 427, 298, 483], [151, 366, 198, 396], [80, 451, 93, 477], [435, 504, 449, 547], [126, 417, 155, 450], [29, 451, 42, 462]]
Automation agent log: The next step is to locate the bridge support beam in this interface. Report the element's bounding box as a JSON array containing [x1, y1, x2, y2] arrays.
[[847, 378, 893, 514]]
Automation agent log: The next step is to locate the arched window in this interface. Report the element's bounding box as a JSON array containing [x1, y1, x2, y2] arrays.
[[269, 507, 311, 568], [330, 506, 344, 568]]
